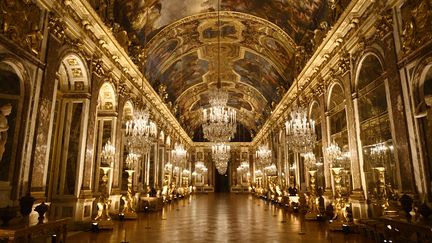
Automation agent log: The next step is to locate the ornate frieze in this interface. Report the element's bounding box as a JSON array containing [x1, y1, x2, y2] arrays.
[[374, 9, 393, 40], [48, 13, 67, 41], [0, 0, 44, 56], [338, 48, 351, 74]]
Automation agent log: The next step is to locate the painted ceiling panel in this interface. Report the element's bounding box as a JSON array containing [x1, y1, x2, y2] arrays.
[[114, 0, 329, 45], [94, 0, 347, 141], [141, 12, 295, 136]]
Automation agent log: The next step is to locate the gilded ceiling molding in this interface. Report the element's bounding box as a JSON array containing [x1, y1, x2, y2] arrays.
[[144, 11, 296, 53]]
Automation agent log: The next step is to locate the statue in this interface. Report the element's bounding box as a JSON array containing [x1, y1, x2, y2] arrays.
[[0, 104, 12, 162]]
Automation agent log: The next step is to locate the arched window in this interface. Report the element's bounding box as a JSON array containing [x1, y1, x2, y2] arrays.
[[357, 54, 396, 198]]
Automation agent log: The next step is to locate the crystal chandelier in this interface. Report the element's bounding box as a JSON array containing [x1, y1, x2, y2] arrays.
[[285, 79, 316, 153], [212, 143, 230, 175], [172, 143, 187, 166], [125, 152, 140, 170], [125, 109, 157, 154], [285, 106, 316, 153], [101, 140, 115, 167], [256, 144, 272, 167], [324, 140, 341, 165], [201, 0, 237, 142], [202, 89, 237, 142], [370, 142, 388, 156]]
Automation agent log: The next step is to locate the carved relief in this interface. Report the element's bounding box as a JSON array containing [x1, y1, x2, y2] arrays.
[[338, 49, 351, 74], [375, 10, 393, 40], [48, 13, 66, 41], [401, 0, 432, 54], [0, 0, 44, 56]]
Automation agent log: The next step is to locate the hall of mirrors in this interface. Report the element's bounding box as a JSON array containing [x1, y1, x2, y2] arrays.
[[0, 0, 432, 242]]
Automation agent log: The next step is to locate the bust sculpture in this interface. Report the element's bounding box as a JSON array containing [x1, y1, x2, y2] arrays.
[[0, 104, 12, 162]]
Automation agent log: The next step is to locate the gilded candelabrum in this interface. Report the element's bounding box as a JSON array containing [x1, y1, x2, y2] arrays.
[[121, 169, 137, 219], [94, 166, 113, 229], [373, 166, 397, 216], [305, 170, 320, 220], [329, 167, 348, 231]]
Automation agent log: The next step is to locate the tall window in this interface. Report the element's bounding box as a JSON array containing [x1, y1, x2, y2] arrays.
[[357, 54, 396, 198]]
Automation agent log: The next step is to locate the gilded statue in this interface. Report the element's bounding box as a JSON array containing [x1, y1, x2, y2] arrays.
[[0, 104, 12, 162]]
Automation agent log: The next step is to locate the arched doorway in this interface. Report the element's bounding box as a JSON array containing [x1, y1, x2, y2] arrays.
[[215, 161, 230, 193], [46, 53, 90, 218]]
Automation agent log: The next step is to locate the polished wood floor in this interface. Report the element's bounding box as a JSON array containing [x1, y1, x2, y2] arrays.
[[69, 193, 369, 242]]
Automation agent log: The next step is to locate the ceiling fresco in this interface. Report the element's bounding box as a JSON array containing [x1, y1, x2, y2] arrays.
[[113, 0, 329, 45], [140, 12, 295, 137], [88, 0, 349, 140]]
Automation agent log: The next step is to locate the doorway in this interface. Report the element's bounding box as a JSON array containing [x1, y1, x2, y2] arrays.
[[215, 164, 230, 192]]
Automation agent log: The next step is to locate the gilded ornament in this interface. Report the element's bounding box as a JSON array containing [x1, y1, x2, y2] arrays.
[[48, 14, 66, 40], [402, 0, 432, 54], [0, 0, 43, 56]]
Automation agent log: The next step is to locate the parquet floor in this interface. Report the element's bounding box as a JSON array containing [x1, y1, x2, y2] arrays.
[[68, 193, 369, 242]]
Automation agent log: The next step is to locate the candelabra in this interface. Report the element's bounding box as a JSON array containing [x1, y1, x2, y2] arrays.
[[256, 144, 272, 167], [305, 170, 320, 220], [95, 140, 115, 229], [324, 141, 341, 165], [172, 143, 187, 167], [329, 167, 348, 231], [236, 162, 250, 186], [122, 153, 139, 219]]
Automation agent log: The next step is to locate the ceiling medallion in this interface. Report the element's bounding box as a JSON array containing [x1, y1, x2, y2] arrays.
[[125, 109, 157, 154], [212, 142, 230, 175], [285, 80, 316, 154]]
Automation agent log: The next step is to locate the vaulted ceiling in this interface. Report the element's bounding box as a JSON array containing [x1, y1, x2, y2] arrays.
[[91, 0, 337, 140]]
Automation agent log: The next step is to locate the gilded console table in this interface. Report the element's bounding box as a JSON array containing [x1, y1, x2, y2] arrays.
[[0, 218, 68, 243]]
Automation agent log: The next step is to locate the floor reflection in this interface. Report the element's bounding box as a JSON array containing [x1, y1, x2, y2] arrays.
[[68, 193, 369, 242]]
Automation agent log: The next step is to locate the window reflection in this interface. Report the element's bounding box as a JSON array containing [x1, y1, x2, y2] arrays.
[[357, 55, 397, 199]]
